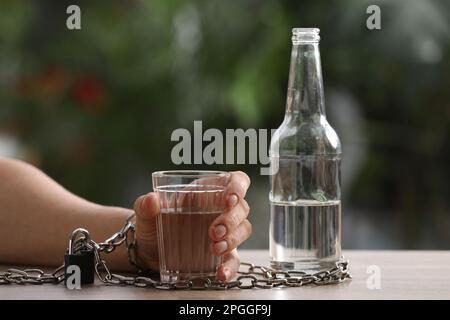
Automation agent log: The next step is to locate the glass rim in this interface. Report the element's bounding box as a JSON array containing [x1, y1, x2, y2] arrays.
[[152, 170, 230, 179], [154, 184, 227, 192]]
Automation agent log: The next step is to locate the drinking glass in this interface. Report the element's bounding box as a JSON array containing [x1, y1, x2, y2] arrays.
[[152, 170, 230, 282]]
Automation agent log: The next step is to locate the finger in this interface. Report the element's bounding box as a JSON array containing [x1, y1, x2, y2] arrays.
[[210, 219, 252, 256], [226, 171, 251, 203], [209, 198, 250, 241], [217, 249, 240, 281], [134, 192, 160, 222]]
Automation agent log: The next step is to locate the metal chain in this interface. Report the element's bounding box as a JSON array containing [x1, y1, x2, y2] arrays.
[[94, 259, 351, 290], [0, 214, 351, 288]]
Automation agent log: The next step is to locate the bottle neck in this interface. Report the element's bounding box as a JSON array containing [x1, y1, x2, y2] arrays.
[[285, 42, 326, 122]]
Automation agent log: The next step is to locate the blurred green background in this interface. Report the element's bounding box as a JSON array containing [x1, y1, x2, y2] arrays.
[[0, 0, 449, 250]]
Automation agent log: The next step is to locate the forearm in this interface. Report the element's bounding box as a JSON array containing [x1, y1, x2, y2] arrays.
[[0, 157, 134, 271]]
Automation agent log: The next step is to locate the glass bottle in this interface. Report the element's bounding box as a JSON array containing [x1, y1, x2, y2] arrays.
[[269, 28, 342, 271]]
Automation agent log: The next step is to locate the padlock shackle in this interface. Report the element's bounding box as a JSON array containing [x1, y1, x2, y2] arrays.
[[68, 228, 91, 255]]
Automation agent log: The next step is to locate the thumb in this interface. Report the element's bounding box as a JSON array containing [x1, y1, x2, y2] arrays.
[[133, 193, 160, 270], [134, 192, 160, 222]]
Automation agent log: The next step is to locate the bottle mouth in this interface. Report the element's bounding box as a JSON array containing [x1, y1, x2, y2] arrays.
[[292, 28, 320, 44]]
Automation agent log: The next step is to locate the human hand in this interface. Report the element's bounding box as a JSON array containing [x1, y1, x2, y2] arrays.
[[133, 171, 252, 281]]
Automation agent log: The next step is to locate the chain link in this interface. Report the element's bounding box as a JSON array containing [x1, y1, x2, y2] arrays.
[[0, 214, 351, 289]]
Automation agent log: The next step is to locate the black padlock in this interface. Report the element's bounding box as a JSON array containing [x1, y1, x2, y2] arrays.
[[64, 228, 95, 285]]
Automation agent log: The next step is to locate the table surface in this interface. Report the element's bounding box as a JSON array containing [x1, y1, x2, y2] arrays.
[[1, 250, 449, 300]]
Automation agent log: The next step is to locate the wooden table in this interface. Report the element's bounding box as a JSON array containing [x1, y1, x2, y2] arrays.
[[1, 250, 449, 300]]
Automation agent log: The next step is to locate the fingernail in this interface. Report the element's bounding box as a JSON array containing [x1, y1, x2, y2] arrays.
[[228, 194, 239, 207], [214, 225, 227, 239], [214, 240, 228, 254], [223, 268, 231, 281]]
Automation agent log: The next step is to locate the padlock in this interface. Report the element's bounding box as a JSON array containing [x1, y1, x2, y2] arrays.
[[64, 228, 95, 285]]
